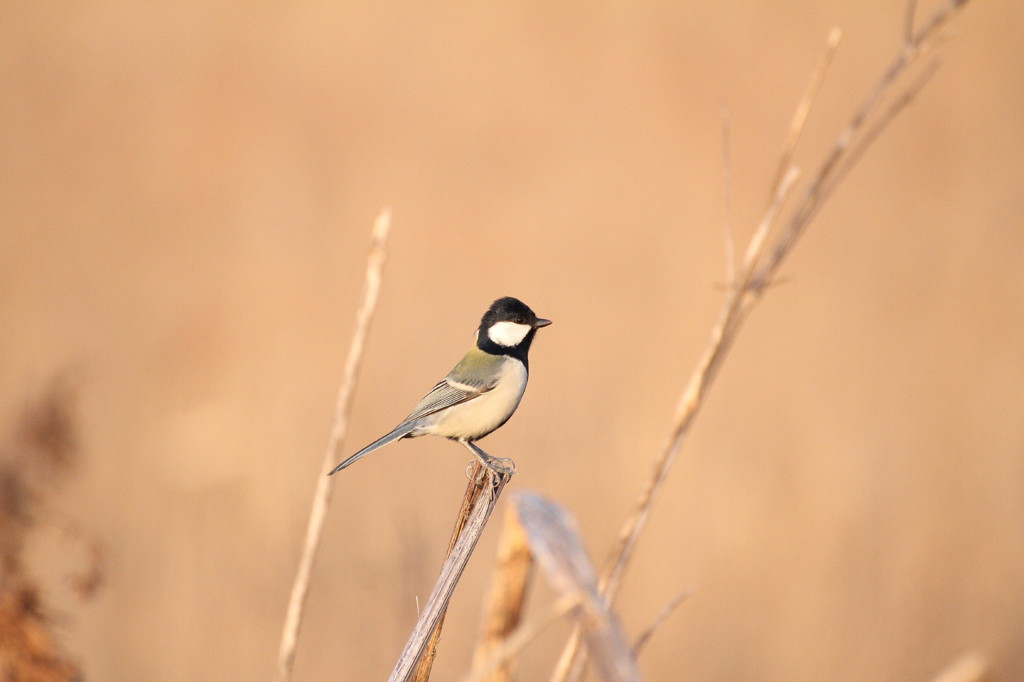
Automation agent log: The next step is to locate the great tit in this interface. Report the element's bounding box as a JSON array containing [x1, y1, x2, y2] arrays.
[[328, 297, 551, 475]]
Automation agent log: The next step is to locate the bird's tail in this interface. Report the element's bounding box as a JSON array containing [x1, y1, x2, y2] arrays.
[[327, 421, 417, 475]]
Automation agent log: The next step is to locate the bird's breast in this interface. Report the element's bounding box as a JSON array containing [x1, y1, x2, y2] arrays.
[[427, 358, 528, 440]]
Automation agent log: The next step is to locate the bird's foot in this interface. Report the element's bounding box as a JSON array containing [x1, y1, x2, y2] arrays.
[[461, 440, 516, 477], [476, 453, 516, 476]]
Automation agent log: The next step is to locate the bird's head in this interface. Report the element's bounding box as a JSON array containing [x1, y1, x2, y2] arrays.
[[477, 297, 551, 351]]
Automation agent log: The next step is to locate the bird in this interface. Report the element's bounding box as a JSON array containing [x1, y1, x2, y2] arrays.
[[328, 297, 551, 476]]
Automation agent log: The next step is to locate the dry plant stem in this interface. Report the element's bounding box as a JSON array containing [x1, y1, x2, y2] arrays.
[[516, 491, 640, 682], [413, 463, 498, 681], [601, 164, 798, 609], [551, 153, 800, 682], [552, 174, 799, 682], [274, 208, 392, 682], [552, 3, 972, 680], [470, 505, 535, 682], [904, 0, 918, 45], [768, 26, 841, 206], [391, 466, 513, 682], [818, 59, 941, 216], [753, 0, 969, 287], [631, 590, 689, 657]]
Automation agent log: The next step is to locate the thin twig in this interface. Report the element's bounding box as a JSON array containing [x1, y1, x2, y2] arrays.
[[904, 0, 918, 46], [390, 468, 514, 682], [274, 208, 392, 682], [767, 26, 841, 208], [552, 3, 972, 680], [632, 591, 689, 656], [821, 58, 941, 211]]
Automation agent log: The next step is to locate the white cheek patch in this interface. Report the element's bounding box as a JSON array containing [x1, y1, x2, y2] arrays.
[[487, 321, 532, 347]]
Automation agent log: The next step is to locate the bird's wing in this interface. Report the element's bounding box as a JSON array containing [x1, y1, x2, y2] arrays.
[[402, 348, 504, 423], [402, 377, 491, 422]]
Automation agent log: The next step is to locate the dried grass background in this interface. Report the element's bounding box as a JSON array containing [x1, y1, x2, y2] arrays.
[[2, 2, 1022, 680]]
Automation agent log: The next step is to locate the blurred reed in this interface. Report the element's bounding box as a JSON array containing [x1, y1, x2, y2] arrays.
[[275, 208, 391, 682]]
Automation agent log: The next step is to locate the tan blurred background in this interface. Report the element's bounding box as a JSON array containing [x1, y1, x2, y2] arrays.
[[2, 1, 1022, 680]]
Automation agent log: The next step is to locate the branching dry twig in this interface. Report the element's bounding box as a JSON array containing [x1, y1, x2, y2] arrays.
[[274, 208, 392, 682], [390, 467, 514, 682], [752, 1, 967, 290], [552, 3, 973, 679]]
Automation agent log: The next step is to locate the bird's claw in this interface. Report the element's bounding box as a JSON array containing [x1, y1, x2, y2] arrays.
[[482, 456, 516, 476], [465, 460, 488, 484]]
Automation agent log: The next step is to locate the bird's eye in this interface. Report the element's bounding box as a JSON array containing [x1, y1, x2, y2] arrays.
[[513, 316, 524, 324]]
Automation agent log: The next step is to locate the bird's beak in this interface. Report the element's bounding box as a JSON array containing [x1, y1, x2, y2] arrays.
[[534, 318, 552, 328]]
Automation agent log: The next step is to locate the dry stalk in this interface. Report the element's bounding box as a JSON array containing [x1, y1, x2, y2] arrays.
[[516, 491, 640, 682], [552, 2, 973, 680], [412, 462, 506, 681], [768, 27, 842, 211], [274, 208, 392, 682], [631, 591, 689, 657], [750, 0, 966, 289], [469, 504, 535, 682], [391, 466, 513, 682]]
